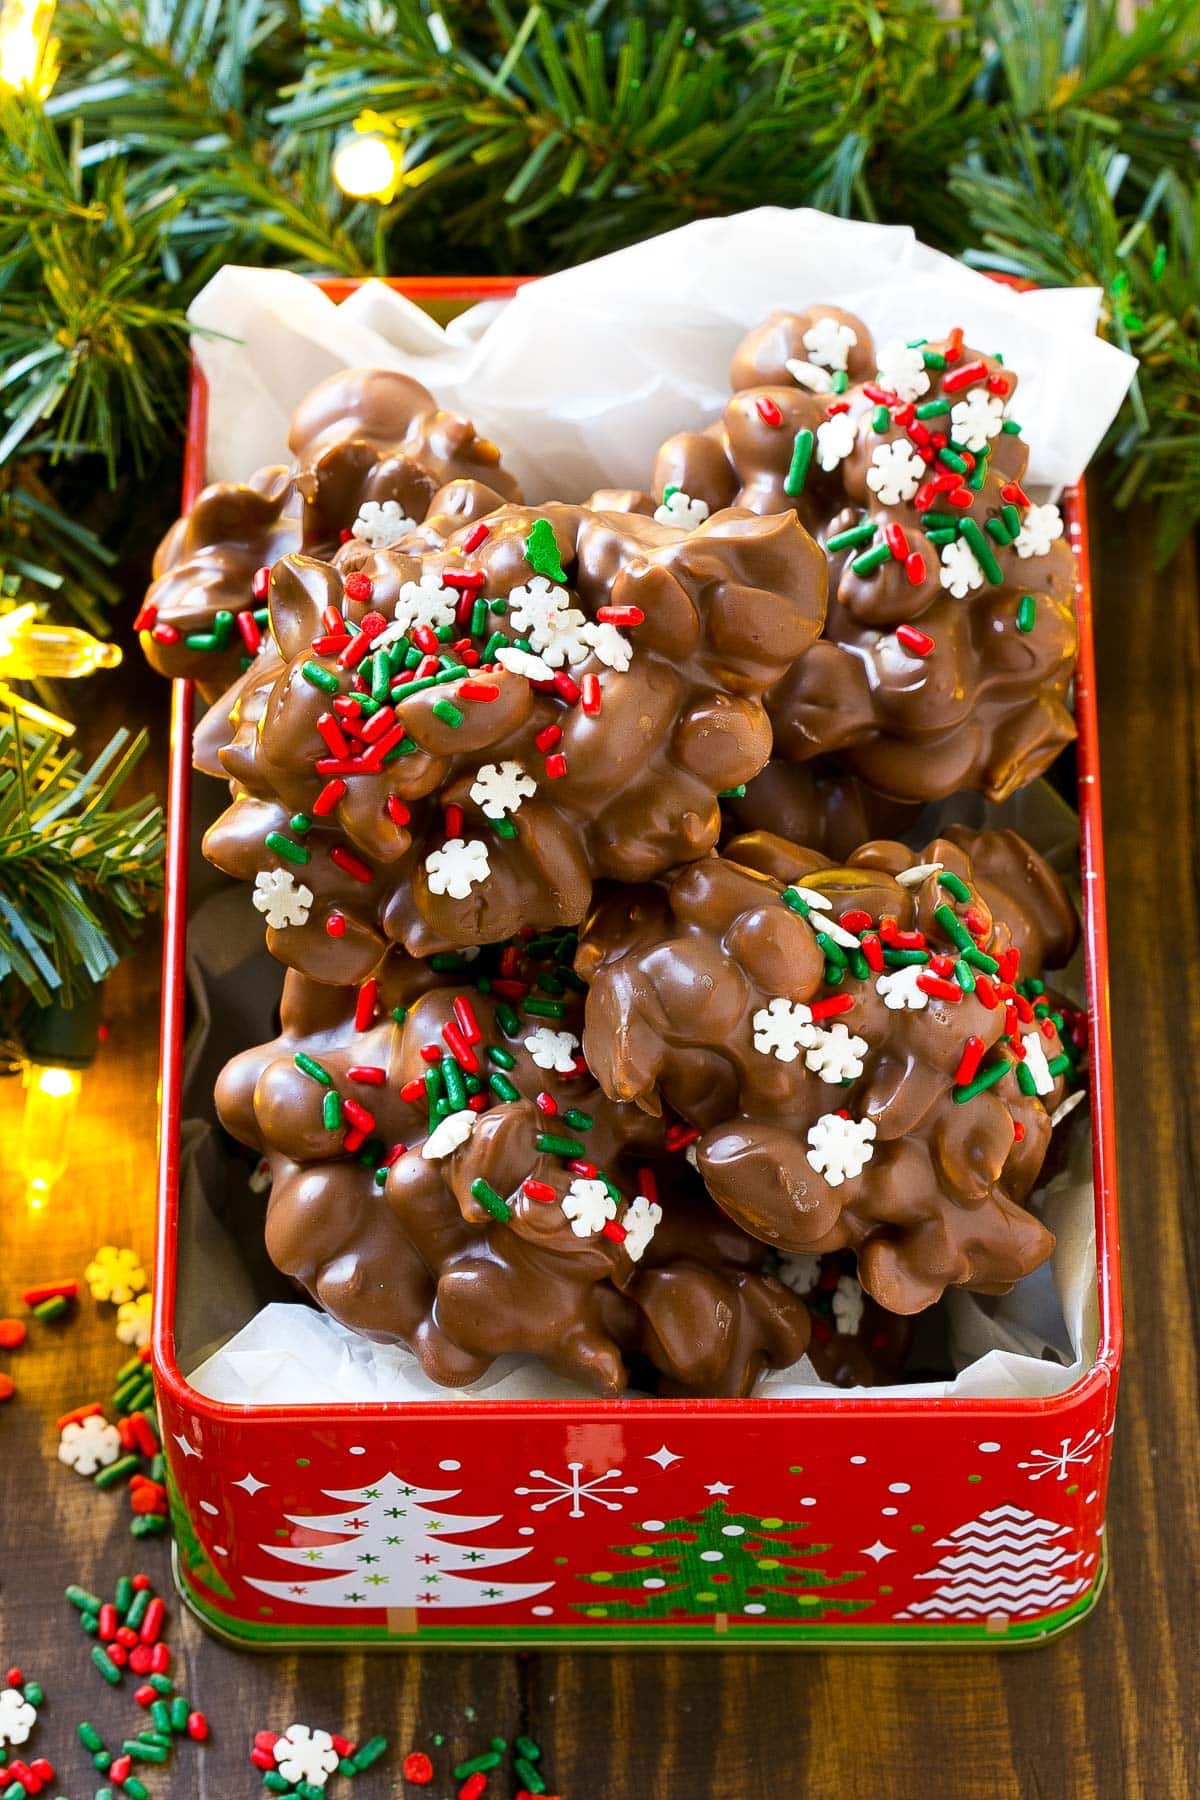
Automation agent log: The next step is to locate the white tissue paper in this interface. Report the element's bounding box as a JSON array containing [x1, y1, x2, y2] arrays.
[[180, 212, 1113, 1409], [188, 206, 1136, 501]]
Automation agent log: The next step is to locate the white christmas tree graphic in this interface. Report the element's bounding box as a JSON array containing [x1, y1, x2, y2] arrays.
[[247, 1472, 551, 1620], [897, 1503, 1090, 1621]]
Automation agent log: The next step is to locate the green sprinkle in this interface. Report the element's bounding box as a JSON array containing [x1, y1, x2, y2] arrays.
[[489, 597, 508, 615], [921, 349, 947, 370], [391, 675, 438, 703], [392, 1005, 408, 1023], [851, 543, 893, 577], [496, 1002, 521, 1036], [150, 1701, 173, 1736], [525, 517, 567, 583], [470, 597, 488, 638], [926, 527, 958, 547], [482, 630, 509, 663], [442, 1055, 467, 1112], [125, 1587, 151, 1631], [1047, 1054, 1071, 1077], [780, 887, 810, 917], [1017, 593, 1037, 633], [717, 785, 746, 799], [522, 997, 566, 1018], [915, 398, 950, 419], [1001, 418, 1022, 435], [662, 483, 679, 503], [954, 958, 976, 993], [1151, 241, 1167, 281], [985, 515, 1012, 545], [515, 1759, 547, 1793], [290, 813, 312, 834], [262, 1776, 292, 1795], [123, 1739, 168, 1764], [883, 947, 930, 967], [536, 1133, 585, 1158], [95, 1454, 141, 1490], [938, 447, 970, 475], [432, 699, 464, 728], [815, 932, 847, 969], [301, 661, 339, 693], [824, 962, 845, 986], [265, 830, 310, 866], [470, 1178, 511, 1223], [953, 1057, 1011, 1103], [825, 521, 877, 553], [34, 1293, 68, 1320], [123, 1779, 150, 1800], [91, 1645, 123, 1686], [959, 517, 1002, 583], [1016, 1059, 1039, 1096], [563, 1108, 593, 1131], [832, 369, 849, 394], [493, 816, 517, 839], [784, 427, 814, 497], [487, 1044, 516, 1069], [351, 1735, 389, 1772], [429, 953, 468, 972], [967, 447, 990, 491], [933, 902, 975, 951], [424, 1066, 444, 1108], [294, 1052, 333, 1086], [114, 1575, 133, 1618], [131, 1513, 168, 1538], [871, 405, 890, 434], [1001, 502, 1021, 537], [963, 945, 1000, 974], [515, 1736, 542, 1762], [78, 1722, 105, 1751], [849, 949, 871, 982], [323, 1089, 343, 1131], [455, 1753, 503, 1778], [937, 869, 971, 903], [488, 1072, 520, 1102], [918, 511, 960, 530]]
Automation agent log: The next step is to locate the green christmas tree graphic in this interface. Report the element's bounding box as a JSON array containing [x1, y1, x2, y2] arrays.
[[168, 1479, 235, 1601], [575, 1501, 870, 1623]]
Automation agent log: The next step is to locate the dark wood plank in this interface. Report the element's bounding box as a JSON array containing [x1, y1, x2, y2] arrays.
[[0, 502, 1196, 1800]]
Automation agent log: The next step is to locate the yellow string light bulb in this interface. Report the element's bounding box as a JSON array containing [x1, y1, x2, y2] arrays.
[[20, 1062, 81, 1206], [0, 604, 123, 680], [333, 129, 400, 203], [0, 0, 58, 96]]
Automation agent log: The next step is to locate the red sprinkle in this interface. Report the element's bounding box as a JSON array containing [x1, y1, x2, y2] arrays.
[[135, 1684, 156, 1707], [947, 486, 974, 510], [1001, 481, 1031, 509], [809, 993, 856, 1021], [913, 481, 938, 512], [0, 1374, 13, 1404], [313, 778, 347, 818], [459, 1776, 487, 1800], [596, 605, 644, 627], [755, 394, 783, 427], [442, 567, 485, 592], [524, 1179, 557, 1203], [399, 1079, 425, 1104], [1013, 1120, 1026, 1143], [942, 358, 988, 393], [895, 624, 934, 657], [535, 1092, 557, 1116], [419, 1044, 442, 1065], [250, 1746, 277, 1770], [331, 845, 374, 883], [355, 980, 379, 1030], [840, 910, 872, 934], [954, 1036, 987, 1086], [21, 1281, 77, 1306], [860, 933, 884, 973], [187, 1711, 209, 1742], [443, 803, 464, 840], [581, 672, 602, 715], [665, 1123, 699, 1151], [884, 522, 909, 560], [997, 947, 1021, 983], [974, 976, 999, 1009], [343, 1127, 366, 1153], [916, 974, 962, 1003], [0, 1320, 25, 1349], [252, 565, 271, 602], [150, 622, 180, 646], [132, 603, 157, 634], [553, 671, 581, 705], [343, 1099, 376, 1133], [567, 1159, 598, 1179], [544, 752, 567, 780], [110, 1754, 132, 1783], [944, 326, 964, 364], [344, 572, 374, 603], [403, 1750, 434, 1785], [458, 681, 499, 703], [453, 995, 482, 1044], [326, 912, 346, 938], [462, 522, 490, 554], [534, 725, 562, 753], [98, 1603, 117, 1641], [442, 1020, 480, 1074], [317, 713, 352, 759], [903, 551, 928, 587], [602, 1219, 628, 1243], [386, 795, 412, 829], [348, 1065, 387, 1086], [988, 371, 1014, 397]]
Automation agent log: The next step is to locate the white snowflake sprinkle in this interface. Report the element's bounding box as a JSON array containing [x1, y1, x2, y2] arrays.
[[875, 965, 928, 1011], [805, 1022, 869, 1085], [421, 1108, 477, 1161], [58, 1413, 122, 1476], [776, 1252, 821, 1296], [751, 997, 819, 1063], [469, 760, 537, 819], [621, 1194, 663, 1262], [875, 340, 931, 402], [806, 1113, 877, 1186], [509, 577, 591, 668], [523, 1026, 580, 1073], [116, 1292, 153, 1349], [85, 1245, 147, 1304], [350, 499, 417, 548], [1014, 502, 1064, 560], [495, 644, 554, 682], [803, 315, 857, 371], [866, 440, 925, 506], [561, 1177, 617, 1237], [0, 1689, 36, 1749], [1021, 1031, 1056, 1097], [389, 570, 458, 636], [832, 1272, 865, 1336], [1050, 1089, 1086, 1128], [654, 490, 710, 530], [581, 621, 632, 671], [816, 411, 857, 471], [424, 836, 491, 899], [950, 390, 1005, 452], [895, 861, 943, 888], [253, 867, 314, 930], [274, 1724, 340, 1788], [784, 357, 833, 393], [939, 537, 986, 598]]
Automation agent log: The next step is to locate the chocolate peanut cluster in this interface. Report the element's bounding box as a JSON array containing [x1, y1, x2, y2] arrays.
[[216, 933, 811, 1396], [577, 828, 1083, 1315], [138, 367, 519, 697], [200, 500, 825, 979]]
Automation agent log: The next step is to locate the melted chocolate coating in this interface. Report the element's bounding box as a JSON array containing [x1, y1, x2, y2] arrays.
[[577, 828, 1083, 1314], [215, 937, 810, 1396], [201, 501, 826, 979], [722, 758, 920, 862], [139, 367, 519, 698], [641, 312, 1078, 803]]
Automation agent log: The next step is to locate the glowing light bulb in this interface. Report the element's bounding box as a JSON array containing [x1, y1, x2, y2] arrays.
[[0, 606, 123, 680], [333, 132, 399, 202], [20, 1062, 81, 1206], [0, 0, 58, 96]]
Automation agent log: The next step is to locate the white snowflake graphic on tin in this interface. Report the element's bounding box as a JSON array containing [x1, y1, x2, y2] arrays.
[[1017, 1429, 1102, 1482], [514, 1461, 639, 1518]]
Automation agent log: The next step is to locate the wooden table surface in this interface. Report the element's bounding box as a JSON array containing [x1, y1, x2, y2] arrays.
[[0, 497, 1196, 1800]]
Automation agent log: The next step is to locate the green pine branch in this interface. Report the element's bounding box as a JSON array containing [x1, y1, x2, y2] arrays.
[[0, 717, 164, 1008]]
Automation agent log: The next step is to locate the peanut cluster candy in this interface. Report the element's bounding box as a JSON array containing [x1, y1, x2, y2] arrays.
[[644, 310, 1078, 803], [201, 500, 825, 980], [137, 367, 519, 698], [216, 933, 811, 1397], [577, 827, 1083, 1315], [721, 757, 920, 862], [775, 1249, 913, 1388]]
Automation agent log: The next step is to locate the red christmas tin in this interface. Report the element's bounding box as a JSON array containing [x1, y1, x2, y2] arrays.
[[153, 278, 1120, 1648]]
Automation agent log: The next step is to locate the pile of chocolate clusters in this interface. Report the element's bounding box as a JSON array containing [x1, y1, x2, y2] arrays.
[[140, 306, 1087, 1397]]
